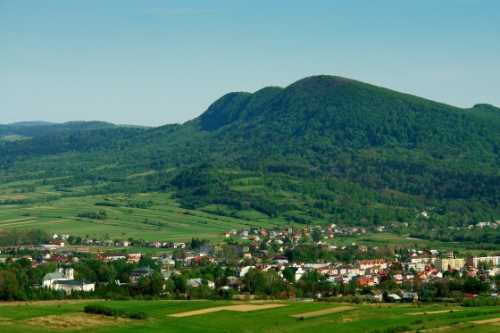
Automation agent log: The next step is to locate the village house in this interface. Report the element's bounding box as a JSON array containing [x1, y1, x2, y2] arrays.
[[187, 278, 215, 289], [130, 266, 154, 284], [436, 258, 465, 272], [102, 254, 127, 262], [127, 253, 142, 263], [471, 256, 500, 268], [357, 259, 388, 270]]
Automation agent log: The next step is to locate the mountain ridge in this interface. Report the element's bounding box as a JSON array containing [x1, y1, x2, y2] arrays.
[[1, 75, 499, 230]]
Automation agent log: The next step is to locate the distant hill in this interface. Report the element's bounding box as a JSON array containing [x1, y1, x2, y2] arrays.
[[0, 121, 146, 161], [6, 121, 55, 127], [1, 75, 499, 230], [0, 121, 119, 138]]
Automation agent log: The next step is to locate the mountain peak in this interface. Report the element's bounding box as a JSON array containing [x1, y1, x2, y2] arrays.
[[289, 74, 355, 86], [472, 103, 500, 111]]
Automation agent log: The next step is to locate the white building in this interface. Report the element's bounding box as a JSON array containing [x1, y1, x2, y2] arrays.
[[187, 278, 215, 289], [42, 268, 95, 294], [472, 256, 500, 268]]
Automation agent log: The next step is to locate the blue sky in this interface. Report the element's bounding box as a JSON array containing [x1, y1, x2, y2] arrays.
[[2, 0, 500, 126]]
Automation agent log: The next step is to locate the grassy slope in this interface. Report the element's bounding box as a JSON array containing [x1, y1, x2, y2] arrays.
[[1, 177, 499, 255], [0, 177, 278, 241], [0, 300, 499, 333], [0, 177, 498, 251]]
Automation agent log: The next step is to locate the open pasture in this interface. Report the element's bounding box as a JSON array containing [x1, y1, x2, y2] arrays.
[[0, 185, 278, 241], [0, 300, 499, 333]]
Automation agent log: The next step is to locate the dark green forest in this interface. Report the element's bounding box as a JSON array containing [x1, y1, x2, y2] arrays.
[[1, 76, 499, 239]]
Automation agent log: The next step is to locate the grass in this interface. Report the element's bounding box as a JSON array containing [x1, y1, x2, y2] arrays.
[[0, 300, 499, 333], [0, 177, 281, 242], [0, 176, 498, 253], [331, 233, 500, 255]]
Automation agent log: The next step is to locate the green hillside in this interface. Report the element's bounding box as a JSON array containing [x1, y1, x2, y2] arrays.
[[1, 76, 499, 242]]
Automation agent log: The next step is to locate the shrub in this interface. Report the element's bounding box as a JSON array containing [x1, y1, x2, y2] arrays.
[[84, 304, 148, 320], [462, 297, 500, 307], [370, 326, 411, 333]]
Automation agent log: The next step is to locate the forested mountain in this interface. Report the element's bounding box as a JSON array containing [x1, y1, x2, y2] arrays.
[[1, 75, 499, 231]]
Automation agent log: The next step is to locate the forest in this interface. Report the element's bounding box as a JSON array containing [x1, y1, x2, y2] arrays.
[[0, 76, 499, 241]]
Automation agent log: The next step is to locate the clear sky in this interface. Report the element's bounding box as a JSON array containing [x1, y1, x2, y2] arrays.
[[2, 0, 500, 126]]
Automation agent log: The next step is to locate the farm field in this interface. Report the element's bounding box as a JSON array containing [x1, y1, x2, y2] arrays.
[[1, 178, 498, 254], [0, 300, 499, 333], [0, 183, 279, 241]]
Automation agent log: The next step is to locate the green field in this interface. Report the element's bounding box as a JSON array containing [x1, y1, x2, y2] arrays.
[[0, 300, 498, 333], [0, 177, 498, 253], [0, 169, 285, 242], [331, 233, 499, 255], [0, 188, 281, 241]]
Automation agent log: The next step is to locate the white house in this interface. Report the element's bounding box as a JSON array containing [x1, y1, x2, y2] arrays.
[[187, 278, 215, 289]]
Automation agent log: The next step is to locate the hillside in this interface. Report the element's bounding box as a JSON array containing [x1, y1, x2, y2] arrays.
[[1, 75, 499, 242]]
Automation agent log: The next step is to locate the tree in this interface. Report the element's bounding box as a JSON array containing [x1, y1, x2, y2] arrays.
[[311, 228, 322, 242], [0, 270, 20, 300], [282, 267, 297, 283]]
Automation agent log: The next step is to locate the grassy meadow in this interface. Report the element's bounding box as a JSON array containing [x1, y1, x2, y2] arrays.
[[0, 176, 285, 241], [0, 176, 498, 254], [0, 300, 499, 333], [0, 189, 279, 241]]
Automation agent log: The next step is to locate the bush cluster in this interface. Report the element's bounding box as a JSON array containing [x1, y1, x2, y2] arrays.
[[84, 304, 148, 319]]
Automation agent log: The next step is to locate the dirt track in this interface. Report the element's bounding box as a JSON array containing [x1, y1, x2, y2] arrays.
[[290, 306, 355, 318], [470, 317, 500, 325], [170, 303, 286, 317], [406, 309, 462, 316]]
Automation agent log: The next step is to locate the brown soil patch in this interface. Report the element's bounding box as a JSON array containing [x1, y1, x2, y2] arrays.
[[24, 313, 129, 330], [291, 306, 355, 318], [407, 309, 462, 316], [470, 317, 500, 325], [170, 303, 286, 317]]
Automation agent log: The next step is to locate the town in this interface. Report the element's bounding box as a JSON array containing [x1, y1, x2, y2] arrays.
[[1, 225, 498, 304]]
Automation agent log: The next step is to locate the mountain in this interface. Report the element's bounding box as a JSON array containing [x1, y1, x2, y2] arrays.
[[1, 75, 499, 230]]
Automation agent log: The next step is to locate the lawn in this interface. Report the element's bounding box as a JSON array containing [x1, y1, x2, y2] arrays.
[[0, 300, 498, 333]]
